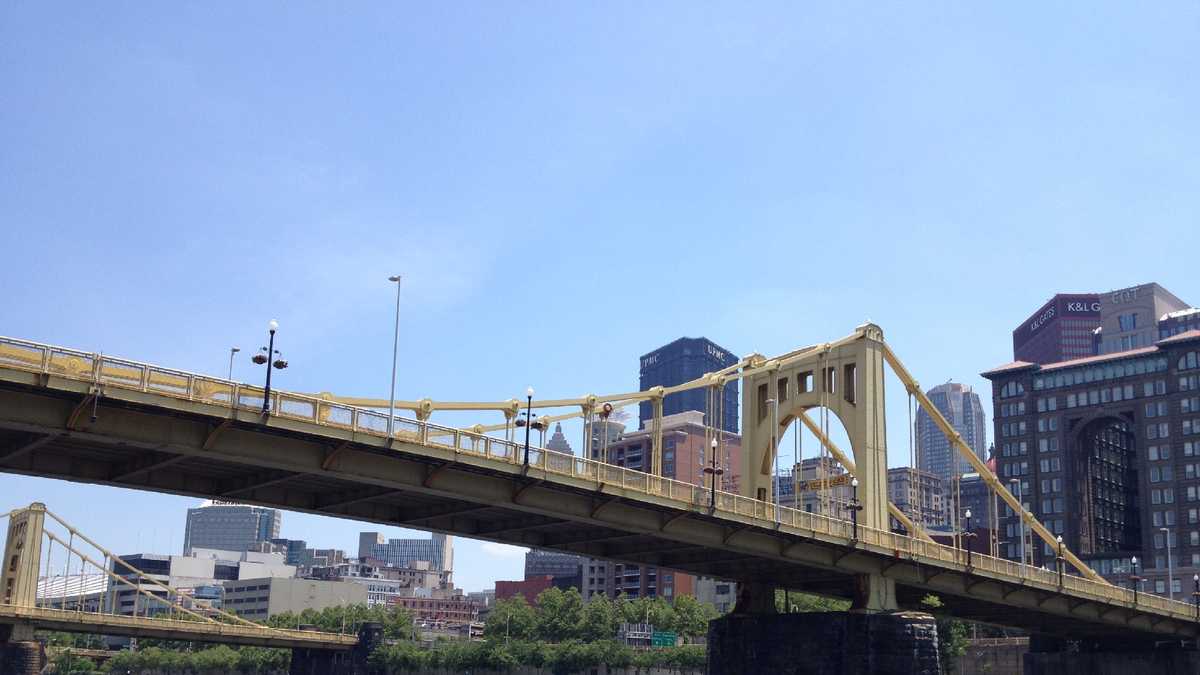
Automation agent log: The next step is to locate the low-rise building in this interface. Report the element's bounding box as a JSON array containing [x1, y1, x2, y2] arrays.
[[496, 576, 554, 602], [107, 549, 295, 617], [887, 467, 948, 529], [389, 594, 479, 625], [308, 560, 445, 607], [223, 577, 366, 619], [694, 577, 736, 614]]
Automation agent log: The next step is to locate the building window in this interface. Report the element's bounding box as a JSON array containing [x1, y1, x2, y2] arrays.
[[1180, 352, 1198, 371]]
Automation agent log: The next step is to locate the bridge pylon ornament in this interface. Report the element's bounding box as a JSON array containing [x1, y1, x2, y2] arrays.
[[1, 502, 45, 609]]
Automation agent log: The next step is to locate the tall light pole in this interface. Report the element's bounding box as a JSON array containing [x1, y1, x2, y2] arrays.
[[703, 437, 723, 511], [1009, 478, 1025, 568], [253, 320, 287, 416], [963, 509, 975, 569], [1055, 535, 1065, 588], [227, 347, 240, 381], [848, 478, 862, 540], [387, 275, 403, 438], [522, 387, 534, 467], [1131, 556, 1142, 604], [1192, 574, 1199, 620], [1161, 526, 1175, 601]]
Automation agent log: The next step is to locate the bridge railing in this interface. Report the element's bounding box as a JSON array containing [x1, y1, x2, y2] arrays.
[[0, 336, 1194, 622]]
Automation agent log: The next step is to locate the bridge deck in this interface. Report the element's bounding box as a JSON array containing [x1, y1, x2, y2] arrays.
[[0, 337, 1197, 643], [0, 605, 356, 649]]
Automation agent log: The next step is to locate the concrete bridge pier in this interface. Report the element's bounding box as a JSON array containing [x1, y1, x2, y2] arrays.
[[1023, 634, 1200, 674], [289, 621, 382, 675], [706, 577, 941, 675], [0, 624, 43, 675]]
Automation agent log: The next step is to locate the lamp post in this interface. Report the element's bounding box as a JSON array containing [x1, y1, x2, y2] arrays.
[[1009, 478, 1026, 568], [1192, 574, 1199, 621], [1055, 535, 1065, 587], [227, 347, 240, 381], [848, 478, 863, 540], [521, 387, 534, 467], [387, 275, 403, 438], [253, 320, 287, 415], [1161, 526, 1176, 601], [963, 509, 976, 569], [703, 437, 724, 511], [1130, 556, 1142, 604]]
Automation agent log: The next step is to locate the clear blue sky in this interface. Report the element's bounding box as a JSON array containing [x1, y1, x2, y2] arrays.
[[2, 3, 1198, 593]]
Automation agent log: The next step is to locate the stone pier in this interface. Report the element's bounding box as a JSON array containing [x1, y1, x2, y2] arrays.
[[1023, 635, 1200, 674], [289, 621, 382, 675], [706, 610, 940, 675], [0, 625, 43, 675]]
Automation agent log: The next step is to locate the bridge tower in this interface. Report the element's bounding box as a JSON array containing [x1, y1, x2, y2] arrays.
[[0, 503, 46, 674], [739, 323, 895, 610]]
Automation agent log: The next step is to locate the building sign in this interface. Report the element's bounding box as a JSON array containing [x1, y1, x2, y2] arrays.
[[1021, 295, 1102, 335], [1109, 285, 1143, 305]]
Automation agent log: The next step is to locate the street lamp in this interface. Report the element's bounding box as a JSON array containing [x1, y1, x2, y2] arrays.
[[703, 437, 724, 511], [963, 509, 976, 569], [252, 320, 287, 415], [848, 478, 863, 540], [1009, 478, 1026, 568], [227, 347, 240, 381], [1192, 574, 1199, 621], [1161, 526, 1175, 601], [387, 275, 403, 438], [1055, 535, 1065, 588], [520, 387, 534, 467], [1130, 556, 1142, 604]]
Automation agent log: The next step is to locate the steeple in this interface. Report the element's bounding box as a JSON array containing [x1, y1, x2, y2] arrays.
[[546, 422, 573, 455]]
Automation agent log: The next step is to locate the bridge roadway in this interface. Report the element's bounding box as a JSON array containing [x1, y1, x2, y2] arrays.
[[0, 605, 358, 650], [1, 337, 1198, 644]]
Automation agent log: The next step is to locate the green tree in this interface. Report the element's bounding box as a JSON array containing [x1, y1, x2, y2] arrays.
[[484, 596, 538, 642], [671, 594, 719, 638], [775, 589, 851, 613], [268, 603, 412, 640], [921, 593, 969, 672], [50, 652, 96, 674], [578, 593, 620, 641], [618, 595, 675, 630], [535, 587, 584, 642]]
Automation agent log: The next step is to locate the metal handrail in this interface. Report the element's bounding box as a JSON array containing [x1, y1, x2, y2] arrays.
[[1, 336, 1196, 622]]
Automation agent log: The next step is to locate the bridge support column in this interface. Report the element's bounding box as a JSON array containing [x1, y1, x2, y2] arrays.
[[0, 625, 43, 675], [707, 610, 940, 675], [852, 572, 896, 612], [1022, 635, 1200, 674], [289, 621, 382, 675]]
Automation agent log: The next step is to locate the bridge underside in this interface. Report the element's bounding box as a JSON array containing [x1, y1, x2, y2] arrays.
[[0, 372, 1195, 644]]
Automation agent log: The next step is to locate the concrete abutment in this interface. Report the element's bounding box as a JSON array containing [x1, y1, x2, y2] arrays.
[[706, 610, 940, 675], [1023, 634, 1200, 674]]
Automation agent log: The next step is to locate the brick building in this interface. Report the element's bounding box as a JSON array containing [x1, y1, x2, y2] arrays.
[[495, 576, 555, 602], [596, 410, 740, 599], [388, 594, 479, 624], [983, 330, 1200, 595]]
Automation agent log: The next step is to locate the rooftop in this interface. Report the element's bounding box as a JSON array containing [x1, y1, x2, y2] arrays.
[[983, 330, 1200, 379], [1162, 307, 1200, 321]]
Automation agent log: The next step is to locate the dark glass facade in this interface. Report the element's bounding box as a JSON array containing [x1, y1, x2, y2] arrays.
[[638, 337, 738, 433]]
